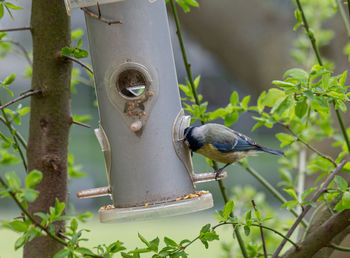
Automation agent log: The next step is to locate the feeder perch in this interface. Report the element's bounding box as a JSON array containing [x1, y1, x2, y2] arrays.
[[72, 0, 227, 223]]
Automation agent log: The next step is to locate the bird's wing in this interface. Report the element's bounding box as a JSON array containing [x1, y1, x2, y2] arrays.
[[212, 137, 256, 153]]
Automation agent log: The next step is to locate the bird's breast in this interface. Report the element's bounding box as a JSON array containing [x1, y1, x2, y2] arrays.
[[195, 144, 249, 164]]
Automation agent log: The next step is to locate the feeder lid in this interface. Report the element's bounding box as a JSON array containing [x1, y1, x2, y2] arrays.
[[98, 192, 213, 223]]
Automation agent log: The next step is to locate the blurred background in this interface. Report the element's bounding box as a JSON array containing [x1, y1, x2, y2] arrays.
[[0, 0, 349, 257]]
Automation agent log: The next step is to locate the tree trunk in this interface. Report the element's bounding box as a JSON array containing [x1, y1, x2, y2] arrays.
[[23, 0, 72, 257]]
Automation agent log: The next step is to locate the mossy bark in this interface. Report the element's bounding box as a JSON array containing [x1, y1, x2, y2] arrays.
[[23, 0, 72, 257]]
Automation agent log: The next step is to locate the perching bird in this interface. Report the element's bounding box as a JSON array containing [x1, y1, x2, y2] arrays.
[[183, 123, 284, 178]]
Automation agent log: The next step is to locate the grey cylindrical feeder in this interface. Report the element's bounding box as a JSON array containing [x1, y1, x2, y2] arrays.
[[66, 0, 227, 223]]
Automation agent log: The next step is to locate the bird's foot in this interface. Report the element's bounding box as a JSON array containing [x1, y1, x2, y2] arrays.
[[214, 169, 224, 180]]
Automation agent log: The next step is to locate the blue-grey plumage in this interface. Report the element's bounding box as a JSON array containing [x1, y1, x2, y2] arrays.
[[183, 123, 284, 177]]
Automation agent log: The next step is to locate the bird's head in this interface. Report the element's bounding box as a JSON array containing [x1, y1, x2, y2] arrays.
[[183, 126, 203, 151]]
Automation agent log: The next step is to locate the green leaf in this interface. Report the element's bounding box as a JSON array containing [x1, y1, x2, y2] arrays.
[[54, 198, 65, 216], [108, 240, 126, 253], [262, 88, 285, 107], [22, 188, 39, 202], [283, 68, 308, 81], [200, 224, 211, 233], [339, 70, 347, 87], [149, 237, 159, 252], [243, 225, 250, 236], [295, 98, 308, 118], [70, 218, 78, 232], [54, 248, 71, 258], [341, 191, 350, 209], [222, 200, 234, 220], [284, 188, 298, 200], [276, 133, 295, 147], [77, 38, 83, 48], [25, 170, 42, 188], [224, 112, 239, 127], [72, 114, 92, 123], [8, 220, 28, 232], [245, 210, 252, 224], [14, 235, 26, 250], [75, 247, 95, 256], [73, 48, 88, 59], [4, 2, 23, 10], [3, 73, 16, 85], [335, 175, 348, 192], [61, 46, 72, 57], [281, 200, 298, 210], [138, 233, 150, 248], [5, 171, 21, 189], [273, 95, 294, 116], [257, 91, 266, 113], [164, 237, 178, 247], [0, 4, 4, 19], [240, 96, 250, 110], [230, 91, 239, 106], [71, 29, 84, 40], [301, 187, 316, 201]]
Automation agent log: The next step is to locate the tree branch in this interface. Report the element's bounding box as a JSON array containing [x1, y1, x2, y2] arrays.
[[252, 200, 267, 258], [81, 4, 122, 25], [0, 27, 31, 33], [272, 160, 346, 258], [283, 124, 337, 167], [63, 55, 93, 75], [281, 209, 350, 258], [0, 89, 41, 111], [0, 39, 32, 65], [72, 120, 91, 128]]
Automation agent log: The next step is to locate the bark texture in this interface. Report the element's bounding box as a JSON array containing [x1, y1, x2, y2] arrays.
[[23, 0, 72, 257], [281, 209, 350, 258]]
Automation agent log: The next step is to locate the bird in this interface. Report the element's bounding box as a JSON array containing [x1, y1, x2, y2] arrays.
[[183, 123, 284, 179]]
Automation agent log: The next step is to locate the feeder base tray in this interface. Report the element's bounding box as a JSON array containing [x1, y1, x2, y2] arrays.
[[98, 192, 213, 223]]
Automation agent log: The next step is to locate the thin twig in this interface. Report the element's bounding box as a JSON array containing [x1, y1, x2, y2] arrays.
[[240, 162, 308, 227], [252, 200, 267, 258], [0, 103, 27, 171], [169, 0, 248, 257], [0, 27, 31, 33], [0, 176, 67, 246], [284, 124, 337, 167], [336, 0, 350, 37], [272, 160, 346, 258], [329, 243, 350, 252], [63, 55, 93, 75], [81, 7, 122, 25], [0, 115, 27, 149], [295, 0, 323, 65], [334, 106, 350, 153], [212, 222, 298, 248], [169, 0, 201, 116], [72, 120, 91, 128], [176, 221, 297, 255], [0, 89, 41, 111], [0, 39, 32, 65]]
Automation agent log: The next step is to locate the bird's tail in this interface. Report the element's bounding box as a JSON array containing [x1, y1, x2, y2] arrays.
[[259, 147, 284, 156]]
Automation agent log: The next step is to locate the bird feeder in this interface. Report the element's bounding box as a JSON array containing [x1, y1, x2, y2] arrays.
[[65, 0, 227, 223]]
